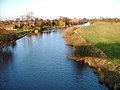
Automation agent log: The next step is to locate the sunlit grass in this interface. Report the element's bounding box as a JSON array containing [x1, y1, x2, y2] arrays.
[[15, 30, 30, 37]]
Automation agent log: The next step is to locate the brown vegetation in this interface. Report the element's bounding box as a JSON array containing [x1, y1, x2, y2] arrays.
[[0, 29, 16, 47], [63, 27, 87, 46]]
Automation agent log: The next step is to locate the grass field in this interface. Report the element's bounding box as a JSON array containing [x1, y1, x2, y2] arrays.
[[79, 22, 120, 63]]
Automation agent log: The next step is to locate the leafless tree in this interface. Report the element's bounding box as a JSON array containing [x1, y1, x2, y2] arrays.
[[20, 15, 26, 21], [26, 12, 33, 20]]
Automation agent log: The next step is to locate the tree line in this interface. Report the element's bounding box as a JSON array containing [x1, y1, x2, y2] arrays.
[[0, 12, 120, 47]]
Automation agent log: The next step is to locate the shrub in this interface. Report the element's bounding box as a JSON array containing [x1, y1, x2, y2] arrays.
[[0, 29, 16, 46]]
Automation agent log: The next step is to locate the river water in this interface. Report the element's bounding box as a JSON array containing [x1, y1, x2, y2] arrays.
[[0, 29, 108, 90]]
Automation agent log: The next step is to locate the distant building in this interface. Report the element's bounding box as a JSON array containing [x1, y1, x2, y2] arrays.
[[82, 22, 91, 26], [28, 21, 35, 26], [0, 24, 4, 29], [5, 25, 14, 30]]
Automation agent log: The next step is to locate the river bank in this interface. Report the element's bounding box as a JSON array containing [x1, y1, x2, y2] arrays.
[[0, 30, 36, 48], [0, 27, 61, 48], [63, 23, 120, 90], [15, 30, 34, 40]]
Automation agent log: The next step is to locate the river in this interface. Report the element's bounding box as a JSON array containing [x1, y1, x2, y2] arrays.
[[0, 29, 108, 90]]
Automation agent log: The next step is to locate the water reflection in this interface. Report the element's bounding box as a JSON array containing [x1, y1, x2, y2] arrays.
[[0, 47, 14, 62], [10, 41, 16, 49], [0, 48, 13, 90], [73, 61, 85, 75], [21, 33, 41, 48]]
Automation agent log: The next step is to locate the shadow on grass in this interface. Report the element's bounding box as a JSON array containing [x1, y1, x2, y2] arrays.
[[74, 43, 120, 61], [74, 45, 107, 58], [95, 43, 120, 60]]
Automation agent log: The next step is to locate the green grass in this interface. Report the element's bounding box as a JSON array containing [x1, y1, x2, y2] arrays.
[[15, 30, 30, 37], [79, 22, 120, 63]]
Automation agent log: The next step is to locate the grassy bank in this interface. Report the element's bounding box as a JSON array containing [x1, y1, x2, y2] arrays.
[[79, 22, 120, 63], [64, 22, 120, 89], [15, 30, 34, 39], [0, 30, 33, 47], [15, 30, 30, 37]]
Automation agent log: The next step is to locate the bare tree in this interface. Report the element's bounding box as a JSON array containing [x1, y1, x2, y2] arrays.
[[26, 12, 33, 20], [20, 15, 26, 21]]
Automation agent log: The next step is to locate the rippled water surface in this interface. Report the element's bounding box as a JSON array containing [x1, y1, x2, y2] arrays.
[[0, 29, 108, 90]]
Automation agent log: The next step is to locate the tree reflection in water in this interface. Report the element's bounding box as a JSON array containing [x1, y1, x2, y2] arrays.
[[0, 41, 16, 62]]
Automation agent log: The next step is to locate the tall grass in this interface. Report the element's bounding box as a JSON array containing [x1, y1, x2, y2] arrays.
[[64, 27, 87, 46]]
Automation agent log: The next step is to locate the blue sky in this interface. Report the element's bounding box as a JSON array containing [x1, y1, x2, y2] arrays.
[[0, 0, 120, 20]]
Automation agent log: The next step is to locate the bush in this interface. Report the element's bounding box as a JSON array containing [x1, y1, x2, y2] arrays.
[[0, 29, 16, 46]]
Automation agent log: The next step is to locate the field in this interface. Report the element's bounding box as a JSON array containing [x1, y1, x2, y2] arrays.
[[79, 22, 120, 63]]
